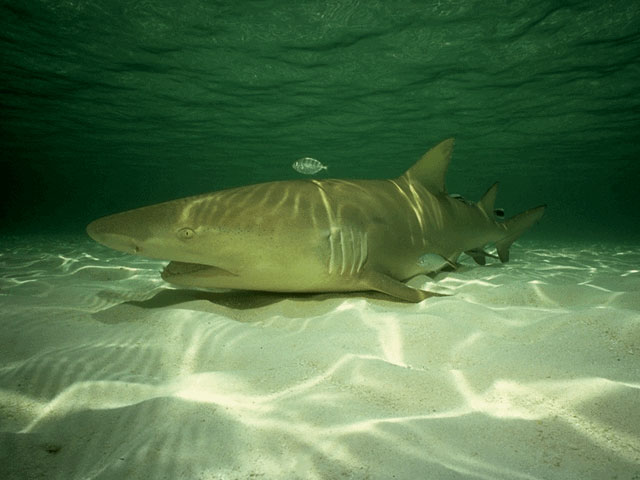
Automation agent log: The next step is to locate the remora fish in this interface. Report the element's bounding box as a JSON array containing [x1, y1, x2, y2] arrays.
[[87, 139, 545, 302]]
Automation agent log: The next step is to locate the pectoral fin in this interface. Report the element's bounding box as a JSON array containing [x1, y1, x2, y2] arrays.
[[363, 270, 447, 303]]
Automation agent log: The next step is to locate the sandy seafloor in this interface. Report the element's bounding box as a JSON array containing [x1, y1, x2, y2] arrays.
[[0, 235, 639, 480]]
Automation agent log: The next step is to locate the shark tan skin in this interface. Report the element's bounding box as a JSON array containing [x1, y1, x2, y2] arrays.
[[86, 139, 545, 302]]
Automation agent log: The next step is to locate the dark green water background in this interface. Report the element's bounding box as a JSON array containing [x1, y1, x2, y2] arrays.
[[2, 0, 639, 241]]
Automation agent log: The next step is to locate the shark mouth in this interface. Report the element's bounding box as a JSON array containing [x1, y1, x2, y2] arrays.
[[162, 261, 210, 278], [161, 261, 236, 281]]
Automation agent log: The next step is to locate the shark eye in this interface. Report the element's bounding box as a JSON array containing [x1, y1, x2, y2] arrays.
[[177, 227, 195, 240]]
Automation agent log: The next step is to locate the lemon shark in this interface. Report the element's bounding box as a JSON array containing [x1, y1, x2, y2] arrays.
[[86, 139, 545, 302]]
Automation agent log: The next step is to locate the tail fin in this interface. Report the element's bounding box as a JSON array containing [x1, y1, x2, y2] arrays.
[[496, 205, 546, 262]]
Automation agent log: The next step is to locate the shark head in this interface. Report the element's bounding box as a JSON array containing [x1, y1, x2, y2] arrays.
[[86, 195, 242, 272], [88, 200, 186, 257]]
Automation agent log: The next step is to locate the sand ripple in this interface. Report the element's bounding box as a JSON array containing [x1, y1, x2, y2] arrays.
[[1, 236, 639, 479]]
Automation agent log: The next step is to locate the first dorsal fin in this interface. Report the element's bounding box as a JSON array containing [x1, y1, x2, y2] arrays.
[[400, 138, 455, 194]]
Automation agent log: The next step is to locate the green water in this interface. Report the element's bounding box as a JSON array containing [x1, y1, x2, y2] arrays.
[[1, 0, 639, 240]]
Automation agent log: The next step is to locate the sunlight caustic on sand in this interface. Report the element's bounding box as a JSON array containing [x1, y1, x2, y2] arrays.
[[1, 236, 639, 479]]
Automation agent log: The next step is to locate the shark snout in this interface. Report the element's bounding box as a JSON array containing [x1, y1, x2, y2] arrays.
[[86, 217, 142, 255], [86, 218, 105, 241]]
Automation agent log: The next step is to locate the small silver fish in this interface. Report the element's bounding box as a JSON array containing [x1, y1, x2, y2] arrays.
[[452, 193, 504, 217], [417, 253, 455, 272], [292, 157, 328, 175], [450, 193, 473, 205]]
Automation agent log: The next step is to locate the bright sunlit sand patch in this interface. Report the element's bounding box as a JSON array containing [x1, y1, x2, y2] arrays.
[[1, 235, 639, 479]]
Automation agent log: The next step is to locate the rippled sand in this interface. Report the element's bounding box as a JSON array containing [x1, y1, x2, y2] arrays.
[[1, 235, 639, 479]]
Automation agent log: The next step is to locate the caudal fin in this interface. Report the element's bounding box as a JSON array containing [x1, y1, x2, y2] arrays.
[[496, 205, 546, 262]]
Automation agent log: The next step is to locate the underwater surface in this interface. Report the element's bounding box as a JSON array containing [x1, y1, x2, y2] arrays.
[[1, 1, 640, 479]]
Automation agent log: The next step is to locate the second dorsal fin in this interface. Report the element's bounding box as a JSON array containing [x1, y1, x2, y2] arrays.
[[478, 182, 499, 216]]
